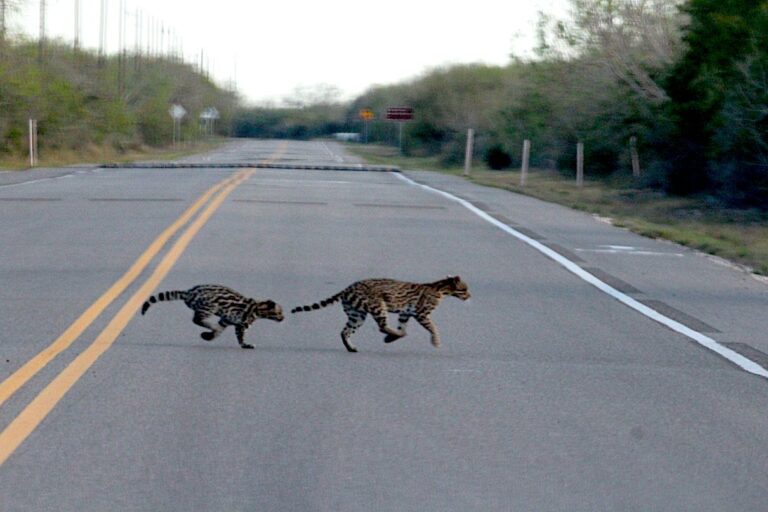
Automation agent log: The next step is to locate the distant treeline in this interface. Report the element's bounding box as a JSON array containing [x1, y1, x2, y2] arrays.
[[236, 0, 768, 209], [233, 103, 348, 141], [0, 39, 237, 156]]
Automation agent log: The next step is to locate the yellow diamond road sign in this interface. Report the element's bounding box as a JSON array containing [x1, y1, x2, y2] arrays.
[[360, 109, 374, 121]]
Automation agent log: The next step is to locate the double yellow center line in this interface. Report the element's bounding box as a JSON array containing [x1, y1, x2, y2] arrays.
[[0, 144, 285, 466]]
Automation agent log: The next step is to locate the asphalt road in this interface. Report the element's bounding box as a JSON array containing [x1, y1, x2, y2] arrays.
[[0, 140, 767, 511]]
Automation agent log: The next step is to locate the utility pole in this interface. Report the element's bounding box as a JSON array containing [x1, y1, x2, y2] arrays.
[[118, 0, 126, 94], [74, 0, 81, 53], [98, 0, 107, 67], [134, 8, 141, 70], [38, 0, 46, 64], [159, 22, 164, 58], [1, 0, 7, 47], [145, 15, 151, 58]]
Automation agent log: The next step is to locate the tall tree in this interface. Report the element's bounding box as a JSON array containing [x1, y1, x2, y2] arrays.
[[538, 0, 685, 103], [665, 0, 768, 198]]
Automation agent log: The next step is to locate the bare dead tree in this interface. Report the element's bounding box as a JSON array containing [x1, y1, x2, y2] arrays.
[[542, 0, 687, 104]]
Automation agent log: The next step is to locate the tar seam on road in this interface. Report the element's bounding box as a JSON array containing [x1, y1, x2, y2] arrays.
[[393, 172, 768, 380], [0, 170, 255, 467]]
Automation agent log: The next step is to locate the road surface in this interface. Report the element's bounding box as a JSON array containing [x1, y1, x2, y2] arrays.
[[0, 139, 767, 511]]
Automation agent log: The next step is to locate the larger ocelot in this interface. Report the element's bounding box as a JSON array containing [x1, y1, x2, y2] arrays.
[[291, 276, 470, 353]]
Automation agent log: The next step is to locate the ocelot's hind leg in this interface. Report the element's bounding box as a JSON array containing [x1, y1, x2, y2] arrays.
[[384, 312, 410, 343], [193, 311, 223, 341], [370, 302, 402, 340], [341, 303, 366, 353]]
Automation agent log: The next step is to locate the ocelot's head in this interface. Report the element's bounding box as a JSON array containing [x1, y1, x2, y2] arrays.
[[442, 276, 471, 301], [254, 300, 285, 322]]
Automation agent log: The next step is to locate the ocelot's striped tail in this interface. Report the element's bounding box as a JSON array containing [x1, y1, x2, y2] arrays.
[[141, 290, 189, 315], [291, 292, 343, 314]]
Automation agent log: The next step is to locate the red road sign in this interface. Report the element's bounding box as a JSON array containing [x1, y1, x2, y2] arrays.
[[386, 107, 413, 121]]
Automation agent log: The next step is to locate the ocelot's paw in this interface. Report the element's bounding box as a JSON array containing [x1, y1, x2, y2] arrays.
[[240, 343, 254, 349], [200, 331, 215, 341], [384, 333, 404, 343]]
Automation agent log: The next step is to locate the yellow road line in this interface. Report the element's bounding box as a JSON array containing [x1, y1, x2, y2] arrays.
[[0, 140, 288, 411], [0, 170, 246, 410], [0, 170, 255, 467]]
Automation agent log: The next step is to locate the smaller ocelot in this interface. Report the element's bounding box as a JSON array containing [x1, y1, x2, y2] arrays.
[[142, 284, 284, 349]]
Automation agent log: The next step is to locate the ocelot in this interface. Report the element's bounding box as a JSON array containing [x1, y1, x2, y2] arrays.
[[291, 276, 470, 353], [141, 284, 284, 349]]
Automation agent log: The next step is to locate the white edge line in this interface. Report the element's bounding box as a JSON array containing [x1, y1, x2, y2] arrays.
[[393, 172, 768, 379]]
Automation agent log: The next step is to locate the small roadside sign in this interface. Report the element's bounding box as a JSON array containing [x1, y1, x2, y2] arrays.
[[386, 107, 413, 121], [200, 107, 220, 120], [360, 109, 375, 121], [169, 104, 187, 120]]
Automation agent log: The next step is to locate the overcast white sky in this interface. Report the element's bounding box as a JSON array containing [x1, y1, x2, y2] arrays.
[[17, 0, 569, 105]]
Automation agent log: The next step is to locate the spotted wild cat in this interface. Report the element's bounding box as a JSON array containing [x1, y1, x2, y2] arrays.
[[291, 276, 470, 353], [141, 284, 284, 349]]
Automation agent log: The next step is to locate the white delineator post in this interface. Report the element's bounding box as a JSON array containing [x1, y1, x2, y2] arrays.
[[576, 142, 584, 187], [520, 139, 531, 186], [463, 128, 474, 176], [630, 136, 641, 178], [28, 119, 38, 167]]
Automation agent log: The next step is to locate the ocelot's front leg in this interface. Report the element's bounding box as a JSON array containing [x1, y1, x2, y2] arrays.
[[235, 324, 254, 349], [415, 314, 441, 348]]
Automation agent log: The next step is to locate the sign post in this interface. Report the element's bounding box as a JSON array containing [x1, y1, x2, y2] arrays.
[[199, 107, 220, 137], [169, 104, 187, 146], [386, 106, 413, 153], [359, 108, 374, 143]]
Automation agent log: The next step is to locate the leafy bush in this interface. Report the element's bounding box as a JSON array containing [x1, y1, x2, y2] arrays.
[[485, 144, 512, 170]]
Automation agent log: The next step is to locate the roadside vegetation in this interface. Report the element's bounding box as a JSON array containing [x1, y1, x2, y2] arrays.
[[0, 34, 236, 168], [1, 1, 765, 272], [232, 0, 768, 275], [236, 1, 768, 208], [350, 144, 768, 276]]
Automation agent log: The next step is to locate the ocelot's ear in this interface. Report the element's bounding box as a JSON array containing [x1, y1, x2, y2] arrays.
[[451, 275, 461, 284]]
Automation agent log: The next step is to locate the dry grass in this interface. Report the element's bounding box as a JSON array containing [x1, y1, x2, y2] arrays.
[[349, 144, 768, 275]]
